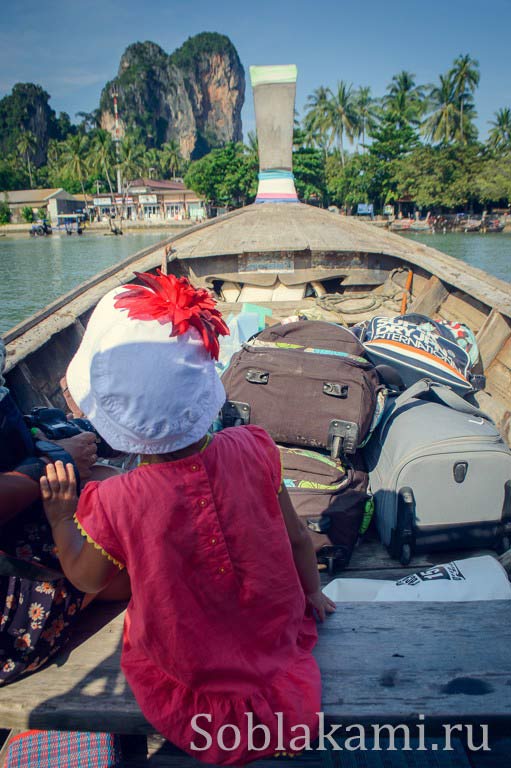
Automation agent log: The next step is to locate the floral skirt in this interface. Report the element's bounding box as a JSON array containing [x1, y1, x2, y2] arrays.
[[0, 503, 84, 685]]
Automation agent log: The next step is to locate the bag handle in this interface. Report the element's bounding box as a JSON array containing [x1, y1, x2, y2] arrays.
[[380, 378, 492, 435]]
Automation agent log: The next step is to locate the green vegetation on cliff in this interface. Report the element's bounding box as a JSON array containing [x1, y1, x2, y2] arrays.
[[0, 83, 70, 166], [99, 32, 244, 159], [169, 32, 239, 71]]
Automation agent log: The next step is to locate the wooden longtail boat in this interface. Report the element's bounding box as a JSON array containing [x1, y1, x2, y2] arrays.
[[1, 65, 511, 764], [5, 201, 511, 445], [462, 218, 482, 233]]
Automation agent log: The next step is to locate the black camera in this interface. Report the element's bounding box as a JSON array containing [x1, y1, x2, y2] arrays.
[[24, 407, 117, 458]]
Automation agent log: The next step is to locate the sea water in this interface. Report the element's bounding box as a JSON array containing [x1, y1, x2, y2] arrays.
[[0, 231, 165, 335], [1, 229, 510, 336], [402, 231, 511, 284]]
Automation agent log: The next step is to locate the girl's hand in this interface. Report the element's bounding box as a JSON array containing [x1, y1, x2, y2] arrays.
[[306, 589, 336, 622], [40, 461, 78, 530]]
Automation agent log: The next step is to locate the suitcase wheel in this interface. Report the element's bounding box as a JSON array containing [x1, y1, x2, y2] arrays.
[[317, 545, 349, 575], [399, 543, 412, 566]]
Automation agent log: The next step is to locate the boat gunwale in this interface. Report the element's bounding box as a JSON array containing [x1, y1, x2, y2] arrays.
[[4, 204, 511, 374]]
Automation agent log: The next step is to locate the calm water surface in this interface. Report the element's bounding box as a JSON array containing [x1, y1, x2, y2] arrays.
[[1, 229, 510, 336], [0, 231, 166, 335], [401, 231, 511, 283]]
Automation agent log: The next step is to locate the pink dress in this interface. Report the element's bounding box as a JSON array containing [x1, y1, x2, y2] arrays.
[[75, 425, 320, 765]]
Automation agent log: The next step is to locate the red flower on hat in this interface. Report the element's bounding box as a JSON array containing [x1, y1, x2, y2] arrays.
[[114, 270, 229, 360]]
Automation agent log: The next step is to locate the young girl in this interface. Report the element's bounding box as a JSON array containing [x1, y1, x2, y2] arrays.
[[40, 271, 335, 765]]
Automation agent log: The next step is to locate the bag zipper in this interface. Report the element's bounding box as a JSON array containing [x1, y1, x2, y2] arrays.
[[242, 341, 372, 369]]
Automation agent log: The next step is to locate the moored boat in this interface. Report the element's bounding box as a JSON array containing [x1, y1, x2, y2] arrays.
[[462, 217, 482, 232], [408, 220, 433, 232], [481, 215, 505, 233], [388, 217, 413, 231]]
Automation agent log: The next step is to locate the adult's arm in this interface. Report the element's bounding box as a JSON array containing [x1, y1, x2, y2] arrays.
[[0, 430, 98, 527], [0, 471, 41, 525]]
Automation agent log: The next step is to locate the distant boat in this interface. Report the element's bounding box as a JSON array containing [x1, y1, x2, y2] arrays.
[[389, 218, 413, 232], [461, 218, 481, 233], [481, 216, 505, 233], [408, 220, 433, 232]]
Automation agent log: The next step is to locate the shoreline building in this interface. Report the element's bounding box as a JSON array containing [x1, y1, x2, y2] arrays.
[[2, 189, 82, 224], [91, 179, 206, 222]]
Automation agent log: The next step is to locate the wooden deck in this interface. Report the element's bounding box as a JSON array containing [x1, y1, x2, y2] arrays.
[[0, 542, 510, 765], [4, 598, 509, 734]]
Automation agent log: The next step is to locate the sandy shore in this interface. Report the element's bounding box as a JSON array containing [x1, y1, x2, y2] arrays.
[[0, 220, 195, 237]]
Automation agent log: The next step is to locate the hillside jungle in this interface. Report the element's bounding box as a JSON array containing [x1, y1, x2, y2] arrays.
[[1, 47, 510, 223]]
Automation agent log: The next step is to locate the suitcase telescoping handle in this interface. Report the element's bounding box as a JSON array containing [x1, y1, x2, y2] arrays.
[[380, 378, 492, 436]]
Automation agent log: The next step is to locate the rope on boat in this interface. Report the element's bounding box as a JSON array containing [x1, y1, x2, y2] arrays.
[[315, 268, 410, 316]]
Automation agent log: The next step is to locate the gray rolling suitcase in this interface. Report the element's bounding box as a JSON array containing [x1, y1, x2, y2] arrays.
[[364, 379, 511, 564]]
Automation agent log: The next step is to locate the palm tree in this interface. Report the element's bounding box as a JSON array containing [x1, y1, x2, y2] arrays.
[[75, 110, 102, 134], [422, 73, 459, 144], [353, 87, 379, 150], [60, 134, 91, 214], [90, 130, 116, 196], [489, 107, 511, 152], [303, 86, 333, 151], [301, 117, 329, 154], [16, 131, 37, 188], [456, 98, 478, 143], [245, 131, 259, 164], [46, 139, 61, 171], [143, 148, 163, 179], [384, 71, 427, 127], [161, 140, 183, 179], [326, 81, 357, 166], [118, 135, 145, 187], [450, 54, 480, 143]]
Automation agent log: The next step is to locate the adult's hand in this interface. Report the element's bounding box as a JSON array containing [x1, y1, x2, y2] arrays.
[[55, 432, 98, 481]]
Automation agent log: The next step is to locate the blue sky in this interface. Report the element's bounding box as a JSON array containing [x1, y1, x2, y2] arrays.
[[1, 0, 510, 142]]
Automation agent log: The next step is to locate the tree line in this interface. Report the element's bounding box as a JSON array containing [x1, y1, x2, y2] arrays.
[[1, 54, 511, 215], [185, 55, 511, 213], [0, 121, 187, 198]]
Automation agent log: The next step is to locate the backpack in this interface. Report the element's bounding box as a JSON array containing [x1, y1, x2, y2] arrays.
[[354, 314, 484, 395]]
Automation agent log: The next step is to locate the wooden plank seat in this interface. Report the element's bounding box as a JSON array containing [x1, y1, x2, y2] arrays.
[[1, 599, 511, 767], [1, 599, 511, 734], [1, 546, 510, 765]]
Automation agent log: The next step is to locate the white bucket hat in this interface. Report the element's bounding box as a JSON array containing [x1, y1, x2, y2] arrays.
[[66, 272, 228, 454]]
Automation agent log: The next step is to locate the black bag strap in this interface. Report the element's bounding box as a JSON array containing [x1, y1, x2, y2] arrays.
[[0, 551, 64, 582]]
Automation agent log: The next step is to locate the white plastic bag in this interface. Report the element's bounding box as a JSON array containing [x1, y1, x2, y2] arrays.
[[323, 556, 511, 602]]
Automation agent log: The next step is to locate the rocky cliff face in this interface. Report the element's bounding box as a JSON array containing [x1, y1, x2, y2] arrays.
[[0, 83, 59, 166], [99, 33, 244, 160]]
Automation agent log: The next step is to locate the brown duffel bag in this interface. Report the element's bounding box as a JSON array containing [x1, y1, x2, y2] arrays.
[[279, 445, 370, 572], [221, 320, 381, 457]]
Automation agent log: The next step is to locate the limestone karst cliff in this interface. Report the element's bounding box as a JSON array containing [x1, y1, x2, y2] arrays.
[[99, 33, 245, 160], [0, 84, 62, 167]]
